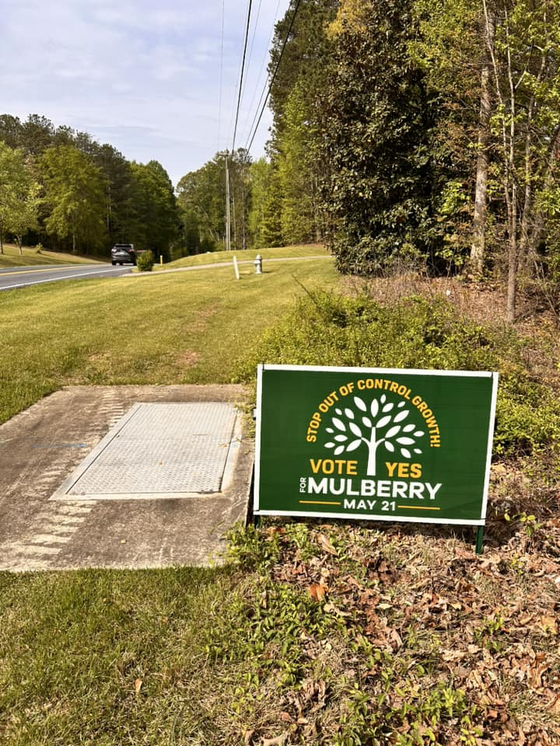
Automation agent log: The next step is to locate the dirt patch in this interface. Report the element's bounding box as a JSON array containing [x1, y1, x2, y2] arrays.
[[175, 350, 201, 368], [343, 274, 507, 325], [186, 304, 219, 333]]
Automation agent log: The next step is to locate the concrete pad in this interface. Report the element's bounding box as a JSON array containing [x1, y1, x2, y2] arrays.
[[0, 385, 253, 571], [52, 402, 241, 499]]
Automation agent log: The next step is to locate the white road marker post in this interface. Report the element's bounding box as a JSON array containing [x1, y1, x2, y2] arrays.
[[233, 255, 240, 280]]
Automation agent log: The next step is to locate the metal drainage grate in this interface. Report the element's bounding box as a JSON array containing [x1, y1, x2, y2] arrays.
[[52, 402, 240, 500]]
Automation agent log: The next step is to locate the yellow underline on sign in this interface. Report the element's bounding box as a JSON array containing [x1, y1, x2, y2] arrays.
[[299, 500, 342, 506], [398, 505, 441, 511]]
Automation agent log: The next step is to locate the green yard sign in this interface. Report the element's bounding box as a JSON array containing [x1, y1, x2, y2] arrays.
[[255, 365, 498, 526]]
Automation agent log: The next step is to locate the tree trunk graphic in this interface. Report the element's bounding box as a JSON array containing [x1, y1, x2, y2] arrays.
[[366, 429, 382, 476]]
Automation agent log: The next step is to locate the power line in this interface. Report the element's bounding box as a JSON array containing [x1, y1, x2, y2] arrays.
[[244, 0, 264, 98], [245, 0, 302, 154], [217, 0, 225, 152], [240, 0, 282, 144], [227, 0, 254, 252], [231, 0, 254, 152]]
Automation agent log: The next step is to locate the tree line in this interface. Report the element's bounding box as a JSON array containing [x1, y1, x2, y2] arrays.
[[179, 0, 560, 322], [0, 114, 180, 260]]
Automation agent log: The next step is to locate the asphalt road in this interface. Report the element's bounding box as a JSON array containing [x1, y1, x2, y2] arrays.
[[0, 263, 132, 291]]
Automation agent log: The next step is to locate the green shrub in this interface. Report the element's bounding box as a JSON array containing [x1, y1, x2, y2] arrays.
[[137, 250, 154, 271], [236, 289, 560, 457]]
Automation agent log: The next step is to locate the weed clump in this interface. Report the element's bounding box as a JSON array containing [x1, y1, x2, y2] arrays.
[[136, 250, 154, 271]]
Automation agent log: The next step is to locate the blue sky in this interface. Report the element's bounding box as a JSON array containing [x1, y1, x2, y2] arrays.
[[1, 0, 291, 185]]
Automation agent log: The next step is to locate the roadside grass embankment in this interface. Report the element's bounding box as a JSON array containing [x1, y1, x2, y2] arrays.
[[155, 243, 331, 271], [0, 253, 338, 424], [0, 242, 105, 267], [1, 271, 560, 744]]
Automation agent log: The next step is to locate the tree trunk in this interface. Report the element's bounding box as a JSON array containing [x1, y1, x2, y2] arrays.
[[72, 232, 77, 255], [470, 12, 495, 277], [504, 10, 518, 323], [506, 180, 517, 323], [518, 162, 533, 279], [507, 233, 517, 323], [16, 236, 23, 256]]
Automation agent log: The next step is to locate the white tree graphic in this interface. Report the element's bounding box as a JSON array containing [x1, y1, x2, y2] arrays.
[[325, 394, 425, 476]]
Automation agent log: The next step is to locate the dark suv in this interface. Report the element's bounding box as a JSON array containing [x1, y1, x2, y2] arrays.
[[111, 243, 137, 265]]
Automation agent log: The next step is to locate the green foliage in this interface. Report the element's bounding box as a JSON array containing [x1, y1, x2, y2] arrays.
[[248, 158, 272, 249], [238, 289, 560, 456], [278, 83, 323, 245], [0, 113, 179, 260], [267, 0, 335, 247], [40, 144, 107, 254], [260, 165, 284, 248], [93, 143, 140, 250], [129, 161, 180, 261], [0, 142, 41, 254], [226, 523, 282, 571], [176, 149, 251, 255], [318, 0, 445, 274], [268, 0, 337, 141], [136, 249, 154, 272], [203, 573, 343, 685]]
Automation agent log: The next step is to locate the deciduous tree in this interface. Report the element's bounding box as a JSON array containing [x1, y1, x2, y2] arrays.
[[0, 143, 41, 254], [129, 161, 180, 260], [41, 145, 107, 254]]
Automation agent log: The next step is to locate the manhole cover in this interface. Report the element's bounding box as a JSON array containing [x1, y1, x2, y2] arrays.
[[51, 402, 240, 500]]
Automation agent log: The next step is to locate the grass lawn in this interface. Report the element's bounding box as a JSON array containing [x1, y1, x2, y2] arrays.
[[0, 255, 338, 424], [0, 568, 237, 745], [156, 243, 330, 270], [0, 242, 105, 267]]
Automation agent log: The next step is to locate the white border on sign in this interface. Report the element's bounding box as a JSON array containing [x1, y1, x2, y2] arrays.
[[256, 510, 485, 526], [254, 364, 265, 513], [259, 363, 496, 377], [254, 364, 499, 527], [480, 371, 499, 522]]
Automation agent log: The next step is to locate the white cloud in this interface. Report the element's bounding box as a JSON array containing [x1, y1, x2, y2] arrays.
[[0, 0, 290, 184]]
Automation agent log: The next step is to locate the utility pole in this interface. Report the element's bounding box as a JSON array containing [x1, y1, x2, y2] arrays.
[[225, 154, 231, 251]]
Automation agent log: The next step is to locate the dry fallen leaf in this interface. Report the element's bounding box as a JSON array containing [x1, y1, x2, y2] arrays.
[[547, 694, 560, 715], [317, 533, 338, 555], [442, 649, 467, 662], [134, 678, 143, 694], [262, 733, 288, 746], [308, 583, 327, 602], [536, 615, 558, 635], [323, 602, 350, 617]]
